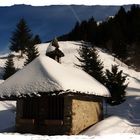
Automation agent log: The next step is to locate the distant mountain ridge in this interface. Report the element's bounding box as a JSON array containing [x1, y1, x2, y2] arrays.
[[1, 4, 131, 21]]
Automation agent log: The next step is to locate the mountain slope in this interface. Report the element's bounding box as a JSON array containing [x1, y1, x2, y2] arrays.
[[0, 41, 140, 137]]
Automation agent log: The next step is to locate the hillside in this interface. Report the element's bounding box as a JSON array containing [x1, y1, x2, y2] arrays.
[[0, 41, 140, 139]]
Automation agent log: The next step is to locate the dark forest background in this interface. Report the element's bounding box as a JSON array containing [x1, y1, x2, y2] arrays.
[[59, 5, 140, 71]]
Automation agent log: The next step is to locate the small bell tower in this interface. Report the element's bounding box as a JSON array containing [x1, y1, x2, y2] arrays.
[[46, 38, 64, 63]]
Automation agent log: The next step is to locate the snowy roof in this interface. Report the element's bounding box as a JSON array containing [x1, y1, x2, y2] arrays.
[[0, 56, 110, 98]]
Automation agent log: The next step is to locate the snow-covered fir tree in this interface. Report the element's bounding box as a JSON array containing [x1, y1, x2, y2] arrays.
[[105, 65, 128, 105], [24, 40, 39, 66], [77, 42, 104, 84], [33, 35, 41, 45], [3, 55, 17, 80]]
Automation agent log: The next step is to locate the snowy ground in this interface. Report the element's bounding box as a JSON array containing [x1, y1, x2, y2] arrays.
[[81, 47, 140, 135], [0, 133, 140, 140], [0, 101, 16, 132], [0, 41, 140, 139]]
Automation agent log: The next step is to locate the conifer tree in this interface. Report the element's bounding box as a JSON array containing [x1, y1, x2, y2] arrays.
[[69, 22, 80, 40], [87, 17, 97, 43], [9, 18, 32, 57], [3, 55, 17, 80], [24, 40, 39, 66], [33, 35, 41, 45], [112, 39, 127, 61], [105, 65, 127, 105], [77, 43, 104, 83]]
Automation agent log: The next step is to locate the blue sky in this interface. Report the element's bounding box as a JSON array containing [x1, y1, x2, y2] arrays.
[[0, 5, 130, 53]]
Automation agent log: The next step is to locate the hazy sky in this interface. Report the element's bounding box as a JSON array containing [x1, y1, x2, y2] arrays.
[[0, 0, 139, 6]]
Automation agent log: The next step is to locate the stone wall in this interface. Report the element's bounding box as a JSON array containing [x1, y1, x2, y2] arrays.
[[71, 99, 102, 134]]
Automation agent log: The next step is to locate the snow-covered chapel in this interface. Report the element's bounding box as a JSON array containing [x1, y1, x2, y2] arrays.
[[0, 55, 110, 135]]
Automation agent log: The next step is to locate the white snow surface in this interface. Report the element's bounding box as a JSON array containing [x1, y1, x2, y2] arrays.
[[0, 133, 140, 140], [0, 55, 109, 97], [0, 41, 140, 139]]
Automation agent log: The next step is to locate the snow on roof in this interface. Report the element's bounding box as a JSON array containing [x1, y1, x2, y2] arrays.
[[0, 56, 110, 98]]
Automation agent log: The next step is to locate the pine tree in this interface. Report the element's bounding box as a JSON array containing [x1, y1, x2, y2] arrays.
[[80, 20, 88, 41], [105, 65, 128, 105], [33, 35, 41, 45], [3, 55, 17, 80], [69, 22, 80, 40], [77, 43, 104, 83], [9, 18, 32, 57], [110, 6, 128, 61], [87, 17, 97, 43], [24, 39, 39, 66], [112, 39, 127, 61]]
